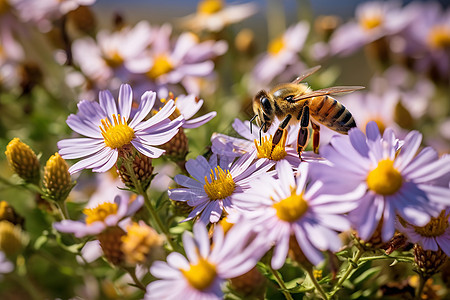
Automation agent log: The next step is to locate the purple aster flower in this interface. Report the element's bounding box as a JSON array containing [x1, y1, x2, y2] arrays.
[[316, 121, 450, 243], [127, 24, 227, 95], [327, 1, 414, 56], [397, 209, 450, 256], [71, 21, 154, 91], [250, 22, 309, 89], [168, 153, 272, 225], [232, 160, 362, 269], [180, 0, 258, 33], [10, 0, 96, 32], [401, 2, 450, 81], [57, 84, 183, 174], [145, 222, 264, 300], [211, 118, 321, 168], [53, 194, 144, 238]]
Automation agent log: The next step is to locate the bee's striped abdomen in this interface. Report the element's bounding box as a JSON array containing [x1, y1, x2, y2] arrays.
[[309, 96, 356, 133]]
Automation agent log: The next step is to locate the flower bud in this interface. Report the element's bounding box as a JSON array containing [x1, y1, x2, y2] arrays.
[[5, 138, 40, 184], [414, 244, 447, 279], [98, 226, 126, 266], [121, 221, 164, 267], [117, 150, 154, 191], [43, 153, 73, 202], [160, 128, 189, 161], [0, 221, 28, 257], [0, 201, 24, 228]]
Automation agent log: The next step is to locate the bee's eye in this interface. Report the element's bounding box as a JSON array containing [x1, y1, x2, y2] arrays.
[[284, 95, 294, 102], [260, 97, 272, 113]]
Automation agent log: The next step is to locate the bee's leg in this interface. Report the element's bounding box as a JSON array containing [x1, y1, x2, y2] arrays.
[[271, 114, 292, 151], [297, 106, 310, 158], [311, 120, 320, 154]]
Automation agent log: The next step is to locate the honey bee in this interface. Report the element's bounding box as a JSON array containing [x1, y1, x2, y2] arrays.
[[250, 66, 363, 157]]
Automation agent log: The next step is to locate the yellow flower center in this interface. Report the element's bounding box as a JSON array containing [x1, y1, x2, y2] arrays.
[[428, 25, 450, 49], [254, 131, 288, 161], [367, 159, 403, 196], [273, 189, 308, 223], [268, 37, 285, 55], [83, 202, 118, 225], [121, 222, 163, 264], [99, 114, 135, 149], [360, 15, 383, 30], [414, 210, 449, 237], [181, 257, 217, 291], [147, 55, 173, 79], [203, 166, 236, 200], [197, 0, 223, 15], [104, 50, 124, 68]]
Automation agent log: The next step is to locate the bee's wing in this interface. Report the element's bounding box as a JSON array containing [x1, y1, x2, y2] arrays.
[[291, 65, 322, 84], [292, 86, 365, 101]]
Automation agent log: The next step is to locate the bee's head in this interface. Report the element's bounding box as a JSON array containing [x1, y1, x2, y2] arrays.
[[252, 90, 274, 132]]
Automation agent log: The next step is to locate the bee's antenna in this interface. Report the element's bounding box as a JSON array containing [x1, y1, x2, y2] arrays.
[[249, 115, 257, 134], [259, 122, 265, 145]]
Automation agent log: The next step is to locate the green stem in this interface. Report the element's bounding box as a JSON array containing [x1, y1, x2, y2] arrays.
[[359, 254, 414, 263], [54, 201, 69, 220], [123, 158, 178, 252], [305, 267, 328, 300], [124, 267, 146, 291], [269, 265, 294, 300], [330, 248, 364, 297], [415, 275, 428, 300]]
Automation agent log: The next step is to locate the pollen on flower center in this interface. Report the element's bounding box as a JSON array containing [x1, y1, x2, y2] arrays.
[[197, 0, 223, 15], [99, 114, 135, 149], [360, 15, 383, 30], [254, 131, 288, 161], [147, 55, 173, 79], [203, 166, 236, 200], [414, 210, 449, 237], [268, 37, 285, 55], [367, 159, 403, 196], [181, 257, 217, 291], [83, 202, 118, 225], [273, 189, 308, 223], [428, 25, 450, 49], [104, 50, 124, 68]]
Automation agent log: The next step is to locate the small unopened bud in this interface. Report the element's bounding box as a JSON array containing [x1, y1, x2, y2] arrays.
[[98, 226, 126, 266], [0, 201, 24, 228], [160, 128, 189, 161], [43, 153, 73, 202], [229, 266, 266, 298], [0, 221, 28, 257], [414, 244, 447, 279], [121, 221, 164, 267], [117, 151, 154, 191], [5, 138, 40, 184]]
